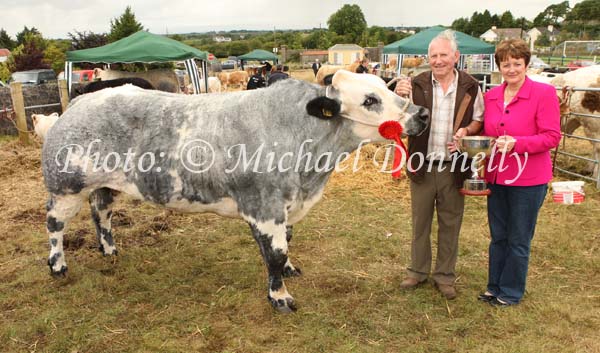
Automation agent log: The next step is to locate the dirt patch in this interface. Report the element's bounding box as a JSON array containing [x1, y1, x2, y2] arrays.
[[10, 207, 46, 223], [64, 229, 90, 251], [0, 140, 42, 178]]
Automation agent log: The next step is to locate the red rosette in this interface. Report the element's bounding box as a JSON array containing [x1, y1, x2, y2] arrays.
[[378, 120, 406, 179]]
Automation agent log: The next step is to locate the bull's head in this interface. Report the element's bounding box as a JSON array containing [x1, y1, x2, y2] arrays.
[[306, 70, 429, 141]]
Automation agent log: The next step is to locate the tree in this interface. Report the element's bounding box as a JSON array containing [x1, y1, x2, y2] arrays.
[[0, 62, 10, 82], [9, 33, 50, 72], [566, 0, 600, 22], [327, 4, 367, 43], [363, 26, 387, 47], [108, 6, 144, 42], [469, 10, 493, 37], [536, 33, 552, 47], [534, 1, 570, 27], [168, 34, 184, 42], [451, 17, 471, 34], [0, 28, 16, 50], [68, 30, 108, 50], [500, 11, 515, 28], [16, 26, 41, 47], [44, 42, 66, 73], [228, 41, 249, 56]]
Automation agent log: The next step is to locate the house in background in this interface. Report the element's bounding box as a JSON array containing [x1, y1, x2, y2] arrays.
[[0, 48, 10, 63], [328, 44, 365, 65], [213, 36, 232, 42], [480, 25, 560, 51], [527, 25, 561, 49], [480, 26, 527, 42], [299, 50, 328, 65]]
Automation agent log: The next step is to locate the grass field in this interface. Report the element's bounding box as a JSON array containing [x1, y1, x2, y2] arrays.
[[1, 73, 599, 352]]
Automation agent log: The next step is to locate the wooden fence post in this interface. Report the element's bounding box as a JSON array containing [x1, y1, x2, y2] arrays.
[[9, 82, 30, 145], [58, 79, 70, 113]]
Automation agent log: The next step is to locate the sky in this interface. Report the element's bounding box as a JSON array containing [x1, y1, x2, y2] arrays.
[[0, 0, 585, 39]]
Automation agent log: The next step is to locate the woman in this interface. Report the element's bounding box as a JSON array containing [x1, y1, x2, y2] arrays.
[[479, 39, 561, 306]]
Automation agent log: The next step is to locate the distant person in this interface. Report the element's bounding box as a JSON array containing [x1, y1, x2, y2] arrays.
[[312, 59, 322, 77], [247, 68, 266, 90], [356, 58, 370, 73], [267, 64, 289, 86]]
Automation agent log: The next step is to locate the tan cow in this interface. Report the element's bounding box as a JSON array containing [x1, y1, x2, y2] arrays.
[[93, 68, 180, 93], [218, 70, 248, 91], [315, 65, 349, 85]]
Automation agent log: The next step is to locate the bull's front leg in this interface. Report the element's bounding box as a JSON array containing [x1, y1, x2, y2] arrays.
[[46, 194, 84, 276], [283, 225, 302, 277], [249, 221, 296, 313]]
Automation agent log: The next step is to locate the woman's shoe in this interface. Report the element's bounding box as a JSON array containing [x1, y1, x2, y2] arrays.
[[489, 297, 512, 307], [477, 292, 495, 302]]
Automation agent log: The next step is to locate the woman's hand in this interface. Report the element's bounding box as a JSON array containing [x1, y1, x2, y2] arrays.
[[496, 135, 516, 153]]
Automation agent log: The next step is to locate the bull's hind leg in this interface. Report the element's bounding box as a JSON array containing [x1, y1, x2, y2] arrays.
[[249, 221, 296, 313], [283, 225, 302, 277], [46, 194, 84, 276], [89, 188, 118, 256]]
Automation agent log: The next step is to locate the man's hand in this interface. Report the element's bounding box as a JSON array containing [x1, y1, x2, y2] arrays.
[[448, 127, 469, 153], [394, 77, 411, 98]]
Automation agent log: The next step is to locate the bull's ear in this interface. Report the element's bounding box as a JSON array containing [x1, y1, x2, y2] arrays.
[[306, 96, 340, 120]]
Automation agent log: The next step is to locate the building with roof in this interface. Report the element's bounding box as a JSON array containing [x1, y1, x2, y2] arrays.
[[480, 26, 527, 42], [328, 44, 365, 65], [480, 25, 561, 51], [299, 50, 328, 65], [0, 48, 11, 63]]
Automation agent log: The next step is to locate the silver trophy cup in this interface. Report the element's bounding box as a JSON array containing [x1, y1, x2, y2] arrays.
[[457, 136, 496, 196]]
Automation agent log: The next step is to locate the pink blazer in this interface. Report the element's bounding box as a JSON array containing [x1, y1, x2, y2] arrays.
[[483, 76, 561, 186]]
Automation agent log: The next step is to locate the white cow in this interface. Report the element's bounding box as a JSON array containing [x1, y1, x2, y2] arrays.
[[32, 112, 59, 141], [189, 76, 221, 93], [550, 65, 600, 178]]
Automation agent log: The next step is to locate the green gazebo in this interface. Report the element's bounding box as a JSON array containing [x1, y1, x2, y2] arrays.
[[383, 26, 495, 72], [65, 31, 210, 94]]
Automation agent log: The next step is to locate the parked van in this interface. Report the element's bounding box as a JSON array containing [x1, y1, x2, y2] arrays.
[[10, 69, 57, 85]]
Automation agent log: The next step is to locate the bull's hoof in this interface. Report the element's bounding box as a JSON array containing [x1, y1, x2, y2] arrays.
[[283, 265, 302, 278], [268, 295, 297, 313], [48, 254, 67, 277], [99, 245, 118, 256], [48, 262, 68, 277]]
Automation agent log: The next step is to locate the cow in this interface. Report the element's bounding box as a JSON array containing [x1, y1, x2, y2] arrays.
[[78, 78, 155, 95], [315, 65, 345, 85], [550, 65, 600, 178], [93, 68, 180, 93], [32, 112, 59, 141], [187, 76, 222, 94], [41, 71, 429, 313], [227, 70, 249, 90], [218, 70, 249, 91]]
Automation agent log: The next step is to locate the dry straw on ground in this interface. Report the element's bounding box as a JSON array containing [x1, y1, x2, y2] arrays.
[[0, 71, 599, 352]]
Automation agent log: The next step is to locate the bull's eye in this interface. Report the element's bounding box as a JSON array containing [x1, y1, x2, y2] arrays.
[[363, 96, 379, 107]]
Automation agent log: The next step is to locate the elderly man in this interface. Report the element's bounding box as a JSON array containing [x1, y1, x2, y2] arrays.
[[395, 30, 484, 299]]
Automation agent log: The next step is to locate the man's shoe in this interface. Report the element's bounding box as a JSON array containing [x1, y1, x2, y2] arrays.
[[399, 277, 426, 289], [435, 283, 457, 300]]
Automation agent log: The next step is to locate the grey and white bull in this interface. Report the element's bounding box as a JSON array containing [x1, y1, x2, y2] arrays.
[[42, 70, 429, 313]]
